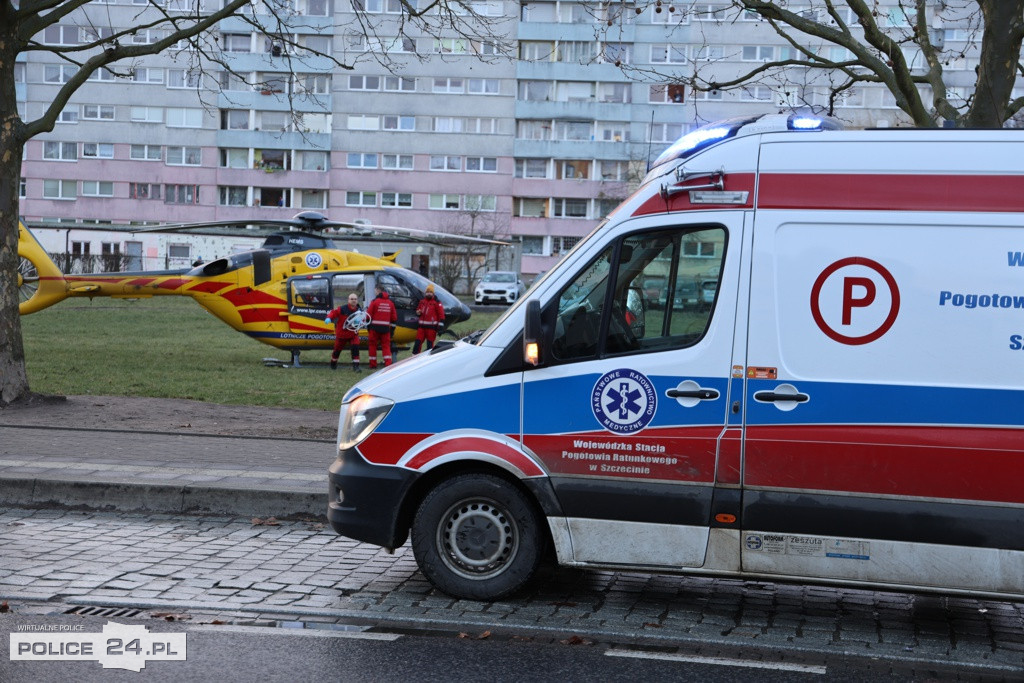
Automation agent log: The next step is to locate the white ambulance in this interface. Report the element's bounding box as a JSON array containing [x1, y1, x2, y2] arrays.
[[329, 113, 1024, 601]]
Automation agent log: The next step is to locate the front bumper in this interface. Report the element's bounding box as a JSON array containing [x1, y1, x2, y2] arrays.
[[328, 447, 419, 549]]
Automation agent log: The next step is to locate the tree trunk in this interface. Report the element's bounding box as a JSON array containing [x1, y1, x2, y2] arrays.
[[966, 0, 1024, 127], [0, 34, 31, 407]]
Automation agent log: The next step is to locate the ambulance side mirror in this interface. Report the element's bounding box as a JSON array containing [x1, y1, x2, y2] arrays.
[[523, 299, 542, 367]]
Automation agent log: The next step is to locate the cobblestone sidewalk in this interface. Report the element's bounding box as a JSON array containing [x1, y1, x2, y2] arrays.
[[1, 507, 1022, 678]]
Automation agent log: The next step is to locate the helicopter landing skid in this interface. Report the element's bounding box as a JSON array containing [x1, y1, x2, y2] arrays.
[[263, 350, 302, 368]]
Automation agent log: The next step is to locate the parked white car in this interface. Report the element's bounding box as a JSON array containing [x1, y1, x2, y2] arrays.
[[474, 271, 525, 305]]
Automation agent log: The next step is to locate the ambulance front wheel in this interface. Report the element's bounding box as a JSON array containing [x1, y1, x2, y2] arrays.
[[411, 473, 545, 601]]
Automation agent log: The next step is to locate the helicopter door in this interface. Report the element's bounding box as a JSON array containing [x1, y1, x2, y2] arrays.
[[330, 273, 367, 309], [286, 276, 331, 332]]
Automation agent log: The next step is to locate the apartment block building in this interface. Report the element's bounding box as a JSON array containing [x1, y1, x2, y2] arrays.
[[17, 2, 973, 276]]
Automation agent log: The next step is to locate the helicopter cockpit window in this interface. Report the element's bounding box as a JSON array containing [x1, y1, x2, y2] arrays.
[[331, 274, 364, 306], [291, 278, 330, 311], [375, 272, 416, 309]]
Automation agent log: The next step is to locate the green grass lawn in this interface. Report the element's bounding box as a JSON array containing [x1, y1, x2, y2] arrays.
[[21, 297, 502, 411]]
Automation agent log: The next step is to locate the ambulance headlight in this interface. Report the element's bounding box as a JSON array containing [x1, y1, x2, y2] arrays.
[[338, 394, 393, 451]]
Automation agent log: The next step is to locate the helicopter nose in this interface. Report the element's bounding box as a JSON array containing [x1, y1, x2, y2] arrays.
[[451, 300, 472, 323]]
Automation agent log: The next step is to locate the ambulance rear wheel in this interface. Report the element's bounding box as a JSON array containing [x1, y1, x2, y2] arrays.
[[411, 473, 544, 601]]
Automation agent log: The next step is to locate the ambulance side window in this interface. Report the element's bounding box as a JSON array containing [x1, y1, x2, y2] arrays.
[[548, 226, 725, 363]]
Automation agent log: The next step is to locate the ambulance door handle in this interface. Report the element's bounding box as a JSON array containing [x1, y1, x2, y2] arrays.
[[754, 390, 809, 403], [666, 388, 719, 400]]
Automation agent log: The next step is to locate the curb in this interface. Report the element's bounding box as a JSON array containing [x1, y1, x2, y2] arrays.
[[0, 477, 326, 520]]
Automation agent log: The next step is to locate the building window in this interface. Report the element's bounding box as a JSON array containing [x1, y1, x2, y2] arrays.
[[222, 33, 251, 52], [166, 147, 202, 166], [130, 106, 163, 123], [43, 179, 77, 200], [88, 67, 116, 82], [44, 65, 76, 83], [432, 77, 464, 94], [557, 160, 589, 180], [345, 191, 376, 207], [81, 180, 114, 197], [43, 141, 77, 161], [130, 144, 162, 161], [221, 109, 250, 130], [220, 148, 249, 168], [465, 156, 497, 172], [429, 155, 461, 171], [467, 78, 499, 94], [651, 43, 687, 64], [521, 236, 545, 255], [352, 75, 385, 90], [166, 108, 203, 128], [464, 194, 496, 211], [347, 114, 380, 131], [553, 198, 588, 218], [100, 242, 121, 271], [165, 184, 199, 204], [382, 115, 414, 131], [219, 186, 248, 206], [742, 45, 775, 61], [692, 45, 724, 61], [81, 104, 115, 120], [57, 108, 78, 124], [432, 117, 463, 133], [298, 189, 327, 209], [514, 159, 548, 178], [465, 117, 498, 134], [599, 160, 629, 181], [131, 67, 164, 84], [598, 82, 631, 103], [168, 244, 191, 260], [167, 69, 201, 88], [129, 183, 161, 199], [20, 177, 26, 198], [649, 84, 686, 104], [554, 121, 591, 141], [381, 153, 413, 170], [298, 150, 328, 171], [513, 197, 547, 217], [255, 149, 288, 171], [380, 192, 412, 208], [347, 153, 378, 168], [428, 194, 461, 210], [433, 38, 468, 54], [383, 76, 415, 92], [43, 25, 79, 45], [649, 122, 683, 143]]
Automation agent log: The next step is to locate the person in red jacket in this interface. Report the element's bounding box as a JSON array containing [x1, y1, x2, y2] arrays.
[[325, 293, 363, 372], [412, 284, 446, 354], [366, 283, 397, 369]]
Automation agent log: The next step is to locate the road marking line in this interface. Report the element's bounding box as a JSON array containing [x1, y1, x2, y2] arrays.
[[191, 625, 401, 641], [605, 649, 827, 674]]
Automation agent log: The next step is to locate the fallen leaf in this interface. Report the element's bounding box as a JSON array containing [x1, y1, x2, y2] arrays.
[[0, 601, 9, 613], [151, 612, 191, 622], [251, 517, 280, 526], [643, 622, 662, 628], [457, 632, 471, 639], [209, 620, 226, 625], [476, 630, 491, 640], [560, 635, 591, 646]]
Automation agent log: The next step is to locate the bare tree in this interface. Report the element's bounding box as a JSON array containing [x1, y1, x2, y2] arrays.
[[602, 1, 1023, 129], [434, 205, 511, 295], [0, 0, 511, 406]]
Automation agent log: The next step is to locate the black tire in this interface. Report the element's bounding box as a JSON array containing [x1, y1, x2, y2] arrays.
[[411, 473, 545, 601]]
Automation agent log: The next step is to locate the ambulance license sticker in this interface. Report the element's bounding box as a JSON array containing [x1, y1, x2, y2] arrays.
[[592, 369, 657, 434]]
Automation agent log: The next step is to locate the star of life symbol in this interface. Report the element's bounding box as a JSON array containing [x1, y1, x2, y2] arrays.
[[305, 252, 323, 268], [591, 368, 657, 434]]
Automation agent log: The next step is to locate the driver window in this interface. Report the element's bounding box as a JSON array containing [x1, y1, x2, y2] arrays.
[[549, 226, 726, 363], [551, 247, 612, 361]]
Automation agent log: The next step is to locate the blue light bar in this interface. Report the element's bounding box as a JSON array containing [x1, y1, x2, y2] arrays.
[[650, 116, 757, 170]]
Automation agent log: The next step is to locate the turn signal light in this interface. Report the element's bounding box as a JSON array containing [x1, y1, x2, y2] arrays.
[[714, 513, 737, 524]]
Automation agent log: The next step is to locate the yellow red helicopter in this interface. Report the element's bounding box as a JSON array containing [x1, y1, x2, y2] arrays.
[[16, 212, 496, 366]]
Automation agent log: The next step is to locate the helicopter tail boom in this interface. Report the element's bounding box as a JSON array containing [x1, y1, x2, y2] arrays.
[[18, 222, 70, 315]]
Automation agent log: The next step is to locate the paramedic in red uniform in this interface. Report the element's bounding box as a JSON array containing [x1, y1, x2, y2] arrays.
[[412, 284, 446, 354], [325, 293, 362, 372], [366, 284, 397, 369]]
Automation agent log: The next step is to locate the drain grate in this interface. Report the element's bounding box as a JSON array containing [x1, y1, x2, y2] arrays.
[[64, 606, 144, 618]]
